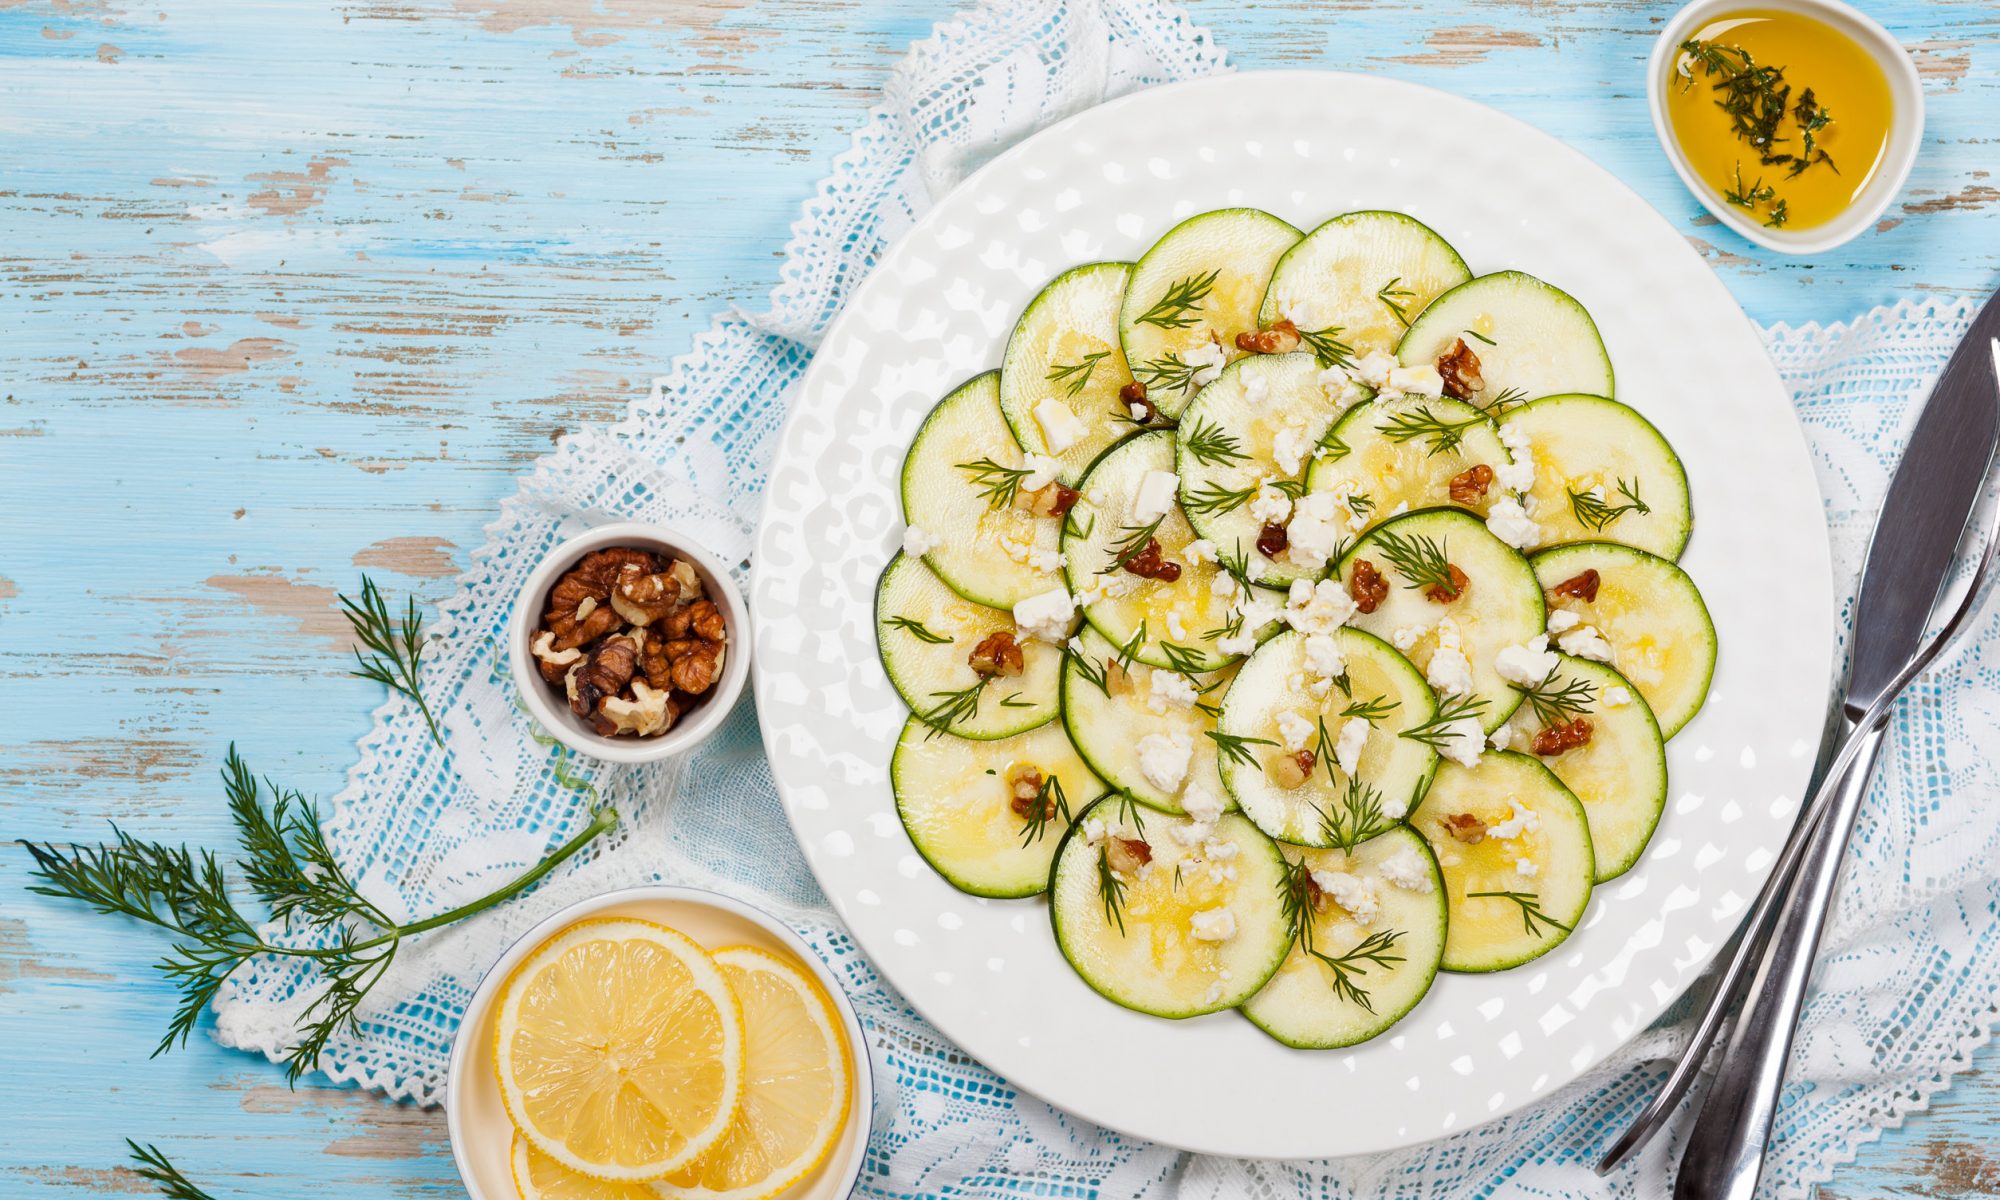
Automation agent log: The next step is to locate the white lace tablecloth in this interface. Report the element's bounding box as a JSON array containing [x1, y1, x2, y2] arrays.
[[210, 3, 2000, 1196]]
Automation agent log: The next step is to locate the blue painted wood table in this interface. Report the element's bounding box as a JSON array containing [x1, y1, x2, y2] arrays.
[[3, 0, 1997, 1195]]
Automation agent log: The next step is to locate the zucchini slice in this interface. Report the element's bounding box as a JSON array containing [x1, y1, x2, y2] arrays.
[[1120, 208, 1303, 419], [1497, 394, 1690, 559], [891, 716, 1106, 898], [1063, 430, 1281, 673], [1336, 509, 1546, 733], [900, 371, 1066, 608], [999, 262, 1139, 485], [1409, 752, 1594, 973], [1049, 796, 1292, 1018], [1498, 653, 1667, 882], [1305, 396, 1513, 536], [1258, 211, 1471, 360], [1397, 271, 1614, 403], [1060, 625, 1237, 815], [1241, 828, 1448, 1048], [1216, 628, 1438, 847], [1174, 352, 1350, 587], [875, 553, 1064, 739], [1530, 542, 1716, 739]]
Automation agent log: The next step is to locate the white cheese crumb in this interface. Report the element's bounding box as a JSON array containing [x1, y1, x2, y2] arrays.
[[1128, 402, 1151, 422], [1387, 363, 1445, 397], [1249, 484, 1293, 526], [1484, 495, 1541, 550], [1604, 684, 1633, 708], [1283, 491, 1347, 570], [1136, 731, 1193, 793], [1164, 609, 1188, 642], [1182, 781, 1225, 826], [1515, 857, 1540, 878], [1318, 363, 1369, 407], [1488, 797, 1541, 841], [1284, 577, 1357, 635], [1547, 608, 1582, 635], [1352, 350, 1397, 389], [1495, 422, 1535, 493], [903, 525, 942, 556], [1184, 538, 1218, 565], [1379, 846, 1435, 893], [1494, 634, 1558, 687], [1282, 298, 1322, 331], [1488, 722, 1517, 752], [1132, 469, 1180, 524], [1274, 709, 1316, 752], [1558, 625, 1615, 662], [1303, 633, 1346, 681], [1333, 716, 1369, 777], [1310, 869, 1380, 925], [1011, 587, 1075, 643], [1203, 981, 1226, 1005], [1216, 629, 1260, 657], [1147, 669, 1199, 714], [1434, 716, 1485, 769], [1033, 397, 1087, 454], [1183, 341, 1227, 388], [1426, 641, 1475, 699], [1272, 425, 1312, 477], [1190, 908, 1238, 941], [1243, 370, 1270, 406], [1020, 453, 1063, 491], [1081, 817, 1108, 846], [1390, 623, 1429, 652]]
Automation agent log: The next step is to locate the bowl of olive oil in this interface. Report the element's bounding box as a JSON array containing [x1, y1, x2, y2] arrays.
[[1648, 0, 1922, 254]]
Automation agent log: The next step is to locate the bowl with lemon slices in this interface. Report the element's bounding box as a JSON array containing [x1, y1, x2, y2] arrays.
[[446, 886, 871, 1200]]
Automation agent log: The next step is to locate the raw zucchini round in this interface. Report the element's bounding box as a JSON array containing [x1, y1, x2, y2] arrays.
[[1060, 625, 1237, 815], [1530, 542, 1716, 738], [901, 371, 1065, 608], [1258, 210, 1471, 359], [1063, 430, 1280, 673], [999, 262, 1139, 485], [1049, 796, 1292, 1018], [891, 716, 1106, 898], [1397, 271, 1614, 402], [1409, 752, 1594, 973], [1336, 509, 1546, 733], [1498, 394, 1691, 560], [875, 553, 1064, 738], [1241, 828, 1448, 1048], [1305, 396, 1512, 535], [1216, 628, 1438, 847], [1500, 654, 1666, 882], [1120, 208, 1302, 419], [1174, 352, 1349, 586]]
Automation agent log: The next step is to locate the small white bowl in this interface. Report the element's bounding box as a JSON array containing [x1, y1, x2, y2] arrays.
[[508, 521, 750, 764], [445, 885, 875, 1200], [1647, 0, 1923, 256]]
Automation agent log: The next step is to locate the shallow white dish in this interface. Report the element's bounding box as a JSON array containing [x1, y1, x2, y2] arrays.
[[751, 70, 1835, 1158], [445, 886, 873, 1199]]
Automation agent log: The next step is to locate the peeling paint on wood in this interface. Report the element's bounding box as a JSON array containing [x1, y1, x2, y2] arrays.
[[354, 535, 461, 578], [203, 572, 349, 647]]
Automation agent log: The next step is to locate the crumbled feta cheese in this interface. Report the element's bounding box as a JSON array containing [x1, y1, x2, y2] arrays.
[[1284, 577, 1357, 635], [1021, 453, 1063, 491], [1515, 857, 1540, 878], [1495, 422, 1535, 493], [1333, 717, 1369, 777], [1494, 634, 1558, 687], [1485, 495, 1541, 550], [1488, 797, 1541, 841], [1203, 980, 1225, 1005], [1390, 623, 1429, 653], [1184, 538, 1218, 565], [903, 525, 942, 556], [1434, 717, 1485, 769], [1558, 625, 1615, 662], [1249, 484, 1293, 525], [1379, 846, 1435, 893], [1190, 908, 1238, 941], [1547, 608, 1581, 635], [1132, 469, 1180, 524], [1203, 837, 1240, 862], [1243, 370, 1270, 406], [1081, 817, 1108, 846], [1282, 298, 1322, 331], [1128, 402, 1151, 422], [1318, 363, 1370, 407], [1012, 587, 1075, 643], [1183, 340, 1227, 388], [1273, 425, 1312, 477], [1303, 633, 1346, 681], [1209, 571, 1239, 600], [1234, 591, 1283, 631], [1164, 609, 1188, 641], [1136, 731, 1193, 793], [1426, 638, 1475, 698], [1310, 869, 1380, 924], [1216, 629, 1260, 657], [997, 532, 1062, 574], [1274, 710, 1316, 752], [1352, 350, 1397, 389], [1147, 669, 1199, 714], [1604, 684, 1633, 708], [1283, 491, 1348, 569], [1387, 363, 1445, 397], [1488, 722, 1517, 752], [1034, 397, 1088, 454], [1182, 781, 1225, 825]]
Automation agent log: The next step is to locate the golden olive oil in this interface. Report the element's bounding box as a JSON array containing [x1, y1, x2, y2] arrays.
[[1664, 10, 1893, 232]]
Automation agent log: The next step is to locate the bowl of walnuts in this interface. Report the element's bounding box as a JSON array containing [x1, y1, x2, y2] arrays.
[[508, 522, 749, 763]]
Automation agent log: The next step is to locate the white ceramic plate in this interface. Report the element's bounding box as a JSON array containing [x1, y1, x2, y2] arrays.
[[751, 70, 1835, 1159]]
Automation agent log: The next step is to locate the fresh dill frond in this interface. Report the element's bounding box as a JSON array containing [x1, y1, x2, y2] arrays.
[[1340, 694, 1398, 722], [1133, 351, 1199, 394], [1370, 527, 1458, 594], [1181, 481, 1257, 517], [1298, 326, 1356, 370], [126, 1141, 218, 1200], [1722, 162, 1777, 211], [1567, 476, 1651, 531], [885, 615, 952, 645], [340, 576, 440, 747], [1018, 774, 1074, 847], [1514, 669, 1597, 725], [1098, 515, 1168, 575], [1160, 640, 1211, 675], [1114, 621, 1149, 672], [1467, 889, 1573, 938], [1399, 694, 1491, 749], [955, 457, 1035, 510], [1477, 386, 1529, 415], [1063, 640, 1111, 695], [1277, 861, 1407, 1012], [1182, 416, 1250, 467], [1096, 845, 1130, 935], [1135, 269, 1220, 330], [1318, 771, 1388, 853], [1376, 405, 1490, 457], [919, 681, 988, 733], [1377, 276, 1418, 329], [1207, 729, 1277, 769], [1046, 350, 1110, 397]]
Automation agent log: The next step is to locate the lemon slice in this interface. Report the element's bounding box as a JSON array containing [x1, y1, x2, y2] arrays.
[[512, 1132, 657, 1200], [650, 946, 854, 1200], [495, 917, 745, 1181]]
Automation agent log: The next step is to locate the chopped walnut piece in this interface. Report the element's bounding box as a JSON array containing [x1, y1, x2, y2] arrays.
[[1103, 657, 1133, 695], [609, 565, 685, 627], [600, 679, 676, 737], [1442, 813, 1488, 844], [551, 602, 621, 652], [968, 630, 1026, 678], [1235, 319, 1301, 355], [1269, 748, 1316, 789], [1119, 379, 1152, 420], [1448, 463, 1495, 506], [545, 547, 658, 629], [1006, 765, 1053, 820], [1303, 870, 1329, 913], [531, 629, 584, 685], [1550, 569, 1601, 603], [1256, 521, 1289, 559], [1350, 559, 1389, 613], [1121, 538, 1182, 582], [1531, 718, 1594, 757], [1436, 337, 1485, 401], [570, 636, 639, 718], [1024, 482, 1080, 518], [1105, 836, 1152, 875], [1424, 563, 1471, 604]]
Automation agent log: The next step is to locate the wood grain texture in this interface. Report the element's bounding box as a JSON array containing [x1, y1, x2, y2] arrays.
[[2, 0, 1997, 1194]]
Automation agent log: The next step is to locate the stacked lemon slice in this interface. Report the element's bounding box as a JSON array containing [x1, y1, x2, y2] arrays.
[[494, 917, 854, 1200]]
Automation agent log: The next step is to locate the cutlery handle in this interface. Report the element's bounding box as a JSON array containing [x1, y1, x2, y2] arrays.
[[1672, 718, 1889, 1200]]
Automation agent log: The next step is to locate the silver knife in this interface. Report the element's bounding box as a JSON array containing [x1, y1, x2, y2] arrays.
[[1598, 290, 2000, 1186]]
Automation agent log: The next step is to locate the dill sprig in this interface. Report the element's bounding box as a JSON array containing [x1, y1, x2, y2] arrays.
[[1135, 269, 1220, 330], [955, 456, 1035, 510], [340, 576, 441, 747], [1182, 481, 1258, 518], [1400, 695, 1491, 750], [1134, 351, 1200, 395], [1160, 640, 1211, 675], [1278, 860, 1407, 1012], [1318, 427, 1352, 461], [1098, 515, 1168, 575], [919, 680, 989, 733], [885, 614, 952, 645], [1183, 415, 1250, 467], [1514, 669, 1597, 725], [127, 1141, 217, 1200], [1476, 386, 1529, 415], [1377, 405, 1489, 457], [1723, 163, 1777, 211], [1207, 729, 1277, 769], [1341, 694, 1398, 722], [1679, 38, 1837, 178], [1377, 277, 1418, 329], [1370, 527, 1458, 594], [1765, 198, 1791, 229], [1097, 845, 1130, 935], [1018, 774, 1074, 847], [1114, 621, 1148, 671], [1568, 476, 1651, 531], [1063, 639, 1111, 695], [1299, 326, 1356, 370], [1046, 350, 1110, 397], [1468, 889, 1573, 938], [22, 748, 617, 1084], [1317, 769, 1389, 854]]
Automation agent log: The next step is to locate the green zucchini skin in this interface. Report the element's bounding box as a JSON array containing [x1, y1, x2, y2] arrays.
[[1498, 394, 1692, 561], [874, 553, 1063, 740], [999, 262, 1138, 486], [1397, 270, 1614, 402]]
